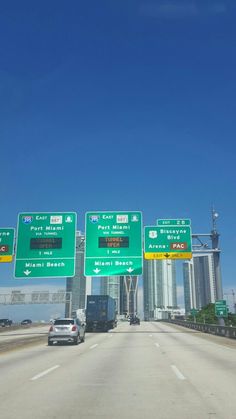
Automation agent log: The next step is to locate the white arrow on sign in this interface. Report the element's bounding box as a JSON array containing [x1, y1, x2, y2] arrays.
[[93, 268, 101, 274], [127, 268, 134, 273], [24, 270, 31, 276]]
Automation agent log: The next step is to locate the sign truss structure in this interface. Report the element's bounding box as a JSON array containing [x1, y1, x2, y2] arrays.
[[0, 291, 72, 305]]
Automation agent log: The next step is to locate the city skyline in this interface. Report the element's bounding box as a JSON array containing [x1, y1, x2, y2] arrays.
[[0, 212, 234, 318], [1, 2, 236, 319]]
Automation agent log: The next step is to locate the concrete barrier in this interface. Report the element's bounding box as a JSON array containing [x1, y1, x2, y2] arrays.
[[166, 320, 236, 339]]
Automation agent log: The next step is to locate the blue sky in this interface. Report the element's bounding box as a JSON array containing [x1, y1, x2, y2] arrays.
[[1, 1, 236, 317]]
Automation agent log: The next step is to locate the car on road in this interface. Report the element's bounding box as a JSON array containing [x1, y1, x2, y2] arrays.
[[0, 318, 13, 327], [21, 319, 32, 325], [48, 317, 86, 345], [130, 316, 140, 325]]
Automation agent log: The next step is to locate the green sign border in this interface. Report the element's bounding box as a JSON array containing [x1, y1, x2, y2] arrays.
[[157, 219, 191, 226], [144, 225, 192, 259], [215, 300, 228, 317], [84, 211, 143, 276], [14, 212, 77, 278], [0, 228, 15, 262]]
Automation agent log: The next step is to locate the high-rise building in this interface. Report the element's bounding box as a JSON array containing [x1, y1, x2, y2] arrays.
[[65, 232, 92, 316], [100, 276, 139, 317], [100, 276, 120, 315], [163, 260, 177, 310], [143, 259, 177, 320], [119, 276, 139, 317], [183, 253, 218, 312], [183, 260, 196, 314], [194, 253, 216, 307]]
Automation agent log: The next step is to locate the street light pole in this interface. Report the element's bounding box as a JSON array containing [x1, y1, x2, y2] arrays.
[[232, 289, 236, 314], [211, 207, 223, 300]]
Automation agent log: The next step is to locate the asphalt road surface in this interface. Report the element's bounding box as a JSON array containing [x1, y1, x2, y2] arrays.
[[0, 324, 49, 352], [0, 321, 236, 419]]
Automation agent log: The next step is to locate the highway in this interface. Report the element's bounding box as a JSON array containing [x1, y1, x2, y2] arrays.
[[0, 321, 236, 419], [0, 324, 49, 352]]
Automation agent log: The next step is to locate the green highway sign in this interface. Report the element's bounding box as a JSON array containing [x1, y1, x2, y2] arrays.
[[190, 308, 198, 316], [215, 300, 228, 318], [85, 211, 143, 276], [157, 219, 191, 226], [0, 228, 15, 263], [14, 212, 77, 278], [144, 225, 192, 260]]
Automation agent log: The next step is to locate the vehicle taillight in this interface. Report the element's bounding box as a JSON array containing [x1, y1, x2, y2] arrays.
[[72, 325, 77, 331], [49, 326, 53, 332]]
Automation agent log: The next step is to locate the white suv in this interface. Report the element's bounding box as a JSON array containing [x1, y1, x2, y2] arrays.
[[48, 318, 85, 346]]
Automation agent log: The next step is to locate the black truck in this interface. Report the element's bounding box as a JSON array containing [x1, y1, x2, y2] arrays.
[[86, 295, 117, 332]]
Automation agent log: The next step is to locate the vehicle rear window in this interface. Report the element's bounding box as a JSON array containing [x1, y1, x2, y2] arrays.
[[54, 320, 74, 325]]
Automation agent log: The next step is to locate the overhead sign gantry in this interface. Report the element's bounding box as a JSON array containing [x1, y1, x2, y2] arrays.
[[144, 219, 192, 260], [14, 212, 77, 278], [85, 211, 143, 276]]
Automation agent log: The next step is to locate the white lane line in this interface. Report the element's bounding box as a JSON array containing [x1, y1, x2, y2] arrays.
[[90, 344, 98, 349], [155, 342, 160, 348], [78, 383, 105, 387], [149, 334, 153, 337], [171, 365, 186, 381], [31, 365, 60, 381]]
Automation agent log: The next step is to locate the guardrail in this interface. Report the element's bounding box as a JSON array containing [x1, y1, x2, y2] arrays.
[[166, 320, 236, 340], [0, 322, 49, 332]]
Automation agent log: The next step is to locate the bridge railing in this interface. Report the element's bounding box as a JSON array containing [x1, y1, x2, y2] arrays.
[[0, 291, 72, 305], [166, 319, 236, 340]]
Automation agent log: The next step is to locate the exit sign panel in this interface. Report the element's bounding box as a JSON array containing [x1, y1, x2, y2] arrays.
[[144, 225, 192, 260]]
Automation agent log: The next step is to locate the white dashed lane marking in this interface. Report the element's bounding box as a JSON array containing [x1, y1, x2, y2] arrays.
[[31, 365, 60, 381], [171, 365, 186, 381], [90, 344, 98, 350]]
